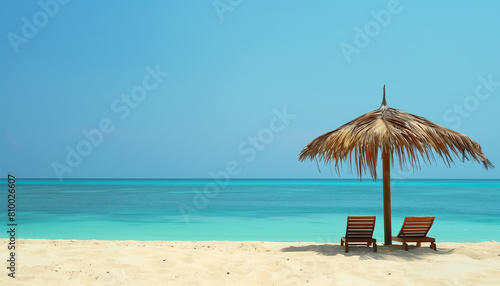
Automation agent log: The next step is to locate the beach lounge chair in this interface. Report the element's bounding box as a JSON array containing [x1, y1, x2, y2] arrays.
[[392, 216, 436, 251], [340, 216, 377, 253]]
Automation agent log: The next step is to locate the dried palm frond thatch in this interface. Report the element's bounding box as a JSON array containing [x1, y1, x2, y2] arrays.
[[299, 87, 493, 180]]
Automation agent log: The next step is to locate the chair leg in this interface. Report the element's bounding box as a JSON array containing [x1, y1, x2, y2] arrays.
[[416, 242, 421, 247], [403, 242, 408, 251], [431, 242, 436, 251], [345, 243, 348, 253], [373, 243, 377, 252]]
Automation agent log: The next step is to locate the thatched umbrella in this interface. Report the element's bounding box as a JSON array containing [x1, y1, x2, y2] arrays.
[[298, 86, 493, 245]]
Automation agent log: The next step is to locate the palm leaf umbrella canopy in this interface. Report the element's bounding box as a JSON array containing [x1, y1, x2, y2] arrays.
[[299, 86, 493, 245]]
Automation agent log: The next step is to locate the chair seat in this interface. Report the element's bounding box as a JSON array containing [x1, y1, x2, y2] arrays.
[[392, 236, 435, 243], [342, 237, 376, 242]]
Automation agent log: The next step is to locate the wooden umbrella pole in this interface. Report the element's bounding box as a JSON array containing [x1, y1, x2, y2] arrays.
[[382, 147, 392, 245]]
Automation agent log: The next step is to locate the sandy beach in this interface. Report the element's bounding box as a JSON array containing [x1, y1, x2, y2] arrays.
[[1, 239, 499, 285]]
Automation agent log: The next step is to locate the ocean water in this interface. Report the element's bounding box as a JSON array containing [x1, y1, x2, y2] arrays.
[[3, 179, 500, 243]]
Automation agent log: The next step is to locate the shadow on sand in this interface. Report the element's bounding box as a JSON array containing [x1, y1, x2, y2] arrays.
[[281, 243, 454, 261]]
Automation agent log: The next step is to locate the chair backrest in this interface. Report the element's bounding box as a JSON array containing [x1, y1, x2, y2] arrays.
[[397, 216, 435, 238], [345, 216, 376, 238]]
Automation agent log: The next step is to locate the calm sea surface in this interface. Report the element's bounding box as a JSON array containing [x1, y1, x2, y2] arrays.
[[4, 179, 500, 242]]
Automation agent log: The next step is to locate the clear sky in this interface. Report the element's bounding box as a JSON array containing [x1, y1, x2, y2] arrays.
[[1, 0, 499, 179]]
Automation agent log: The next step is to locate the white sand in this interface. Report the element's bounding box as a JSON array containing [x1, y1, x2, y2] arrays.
[[1, 239, 499, 285]]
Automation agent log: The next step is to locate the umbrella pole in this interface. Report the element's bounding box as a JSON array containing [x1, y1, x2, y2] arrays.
[[382, 148, 392, 245]]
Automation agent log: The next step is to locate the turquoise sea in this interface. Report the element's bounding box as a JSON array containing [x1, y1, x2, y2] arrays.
[[4, 179, 500, 243]]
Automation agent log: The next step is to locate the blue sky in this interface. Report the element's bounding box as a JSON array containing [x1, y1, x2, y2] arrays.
[[1, 0, 499, 179]]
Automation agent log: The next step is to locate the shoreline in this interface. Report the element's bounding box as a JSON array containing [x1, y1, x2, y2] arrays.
[[2, 239, 499, 285], [3, 238, 499, 243]]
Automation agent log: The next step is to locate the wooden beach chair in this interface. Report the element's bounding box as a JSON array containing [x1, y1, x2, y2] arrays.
[[392, 216, 436, 251], [340, 216, 377, 253]]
